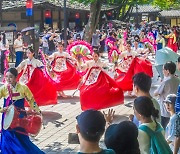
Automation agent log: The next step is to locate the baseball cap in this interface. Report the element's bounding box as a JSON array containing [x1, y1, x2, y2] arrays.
[[164, 94, 177, 104], [105, 121, 139, 153], [76, 109, 106, 135]]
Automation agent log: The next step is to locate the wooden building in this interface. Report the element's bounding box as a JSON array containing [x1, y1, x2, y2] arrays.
[[159, 10, 180, 26], [1, 0, 117, 31], [130, 5, 180, 26]]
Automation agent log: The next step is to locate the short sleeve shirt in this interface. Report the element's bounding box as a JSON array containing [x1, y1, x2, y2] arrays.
[[77, 149, 116, 154], [155, 76, 180, 117], [14, 39, 23, 52]]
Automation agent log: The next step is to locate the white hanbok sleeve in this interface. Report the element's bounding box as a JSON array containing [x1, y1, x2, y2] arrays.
[[35, 59, 44, 68], [16, 60, 27, 73]]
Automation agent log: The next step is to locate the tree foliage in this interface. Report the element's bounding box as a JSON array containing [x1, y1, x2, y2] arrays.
[[72, 0, 179, 9]]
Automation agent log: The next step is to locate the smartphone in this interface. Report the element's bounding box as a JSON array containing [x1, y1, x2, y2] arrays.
[[68, 133, 80, 144]]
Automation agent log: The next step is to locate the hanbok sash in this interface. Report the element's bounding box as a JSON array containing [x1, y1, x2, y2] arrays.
[[53, 56, 67, 72], [19, 65, 34, 84], [85, 67, 101, 86]]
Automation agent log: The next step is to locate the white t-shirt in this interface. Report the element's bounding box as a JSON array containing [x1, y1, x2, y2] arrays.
[[14, 39, 23, 52], [154, 76, 180, 117]]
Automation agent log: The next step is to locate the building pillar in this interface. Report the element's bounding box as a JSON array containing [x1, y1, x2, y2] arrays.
[[50, 10, 53, 28], [40, 8, 44, 31], [58, 9, 62, 30]]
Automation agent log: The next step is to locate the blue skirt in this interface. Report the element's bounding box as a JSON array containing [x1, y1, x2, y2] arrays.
[[0, 98, 44, 154], [1, 129, 44, 154]]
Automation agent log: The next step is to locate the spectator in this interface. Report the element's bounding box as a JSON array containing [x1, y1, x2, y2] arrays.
[[130, 72, 161, 127], [104, 121, 140, 154], [0, 32, 9, 74], [154, 61, 180, 129], [14, 32, 24, 67], [76, 109, 115, 154], [134, 96, 172, 154], [22, 31, 32, 48], [48, 32, 57, 55], [164, 94, 179, 153], [92, 30, 100, 50], [99, 30, 106, 57], [174, 112, 180, 154], [156, 33, 165, 50]]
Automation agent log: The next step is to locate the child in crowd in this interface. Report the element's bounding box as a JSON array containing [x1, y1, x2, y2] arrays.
[[76, 109, 115, 154], [164, 94, 180, 153], [154, 61, 180, 129], [130, 72, 160, 126]]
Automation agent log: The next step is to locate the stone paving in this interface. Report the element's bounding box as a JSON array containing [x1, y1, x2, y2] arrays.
[[35, 90, 135, 154]]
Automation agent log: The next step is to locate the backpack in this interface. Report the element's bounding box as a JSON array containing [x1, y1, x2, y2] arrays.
[[139, 123, 172, 154]]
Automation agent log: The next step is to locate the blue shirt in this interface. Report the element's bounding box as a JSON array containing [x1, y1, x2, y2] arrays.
[[166, 114, 178, 141], [175, 85, 180, 113]]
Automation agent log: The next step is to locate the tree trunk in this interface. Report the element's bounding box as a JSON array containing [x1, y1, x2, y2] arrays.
[[124, 6, 133, 22], [83, 0, 102, 43], [122, 5, 133, 21], [0, 0, 2, 27]]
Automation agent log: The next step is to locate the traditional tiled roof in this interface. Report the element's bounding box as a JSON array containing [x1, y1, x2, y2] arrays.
[[2, 0, 117, 11], [159, 10, 180, 17], [131, 5, 160, 13]]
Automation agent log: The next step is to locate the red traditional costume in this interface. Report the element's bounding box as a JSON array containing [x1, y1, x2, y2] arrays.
[[17, 57, 57, 106], [47, 51, 81, 91], [79, 59, 124, 111], [115, 57, 153, 91], [165, 33, 178, 52]]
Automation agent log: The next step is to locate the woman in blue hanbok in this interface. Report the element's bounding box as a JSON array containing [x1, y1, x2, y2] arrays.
[[0, 68, 44, 154]]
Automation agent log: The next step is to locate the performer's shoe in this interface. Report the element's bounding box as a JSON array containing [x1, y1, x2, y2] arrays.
[[58, 91, 68, 98]]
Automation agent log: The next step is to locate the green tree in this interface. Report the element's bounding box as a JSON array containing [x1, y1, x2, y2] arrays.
[[73, 0, 149, 42], [73, 0, 179, 42]]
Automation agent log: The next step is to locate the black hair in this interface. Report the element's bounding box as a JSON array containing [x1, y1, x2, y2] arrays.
[[1, 32, 6, 45], [163, 61, 176, 75], [57, 41, 64, 46], [133, 73, 152, 93], [7, 68, 18, 77], [126, 40, 132, 46], [134, 35, 140, 40], [109, 32, 113, 36], [113, 32, 117, 37], [105, 121, 140, 154], [48, 27, 52, 31], [134, 96, 159, 122], [28, 47, 35, 54], [80, 128, 104, 142], [17, 32, 22, 38], [93, 50, 100, 57], [178, 57, 180, 63]]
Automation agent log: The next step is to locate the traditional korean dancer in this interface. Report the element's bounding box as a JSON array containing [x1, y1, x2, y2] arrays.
[[17, 47, 57, 106], [78, 51, 124, 110], [0, 68, 44, 154], [47, 41, 81, 97]]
